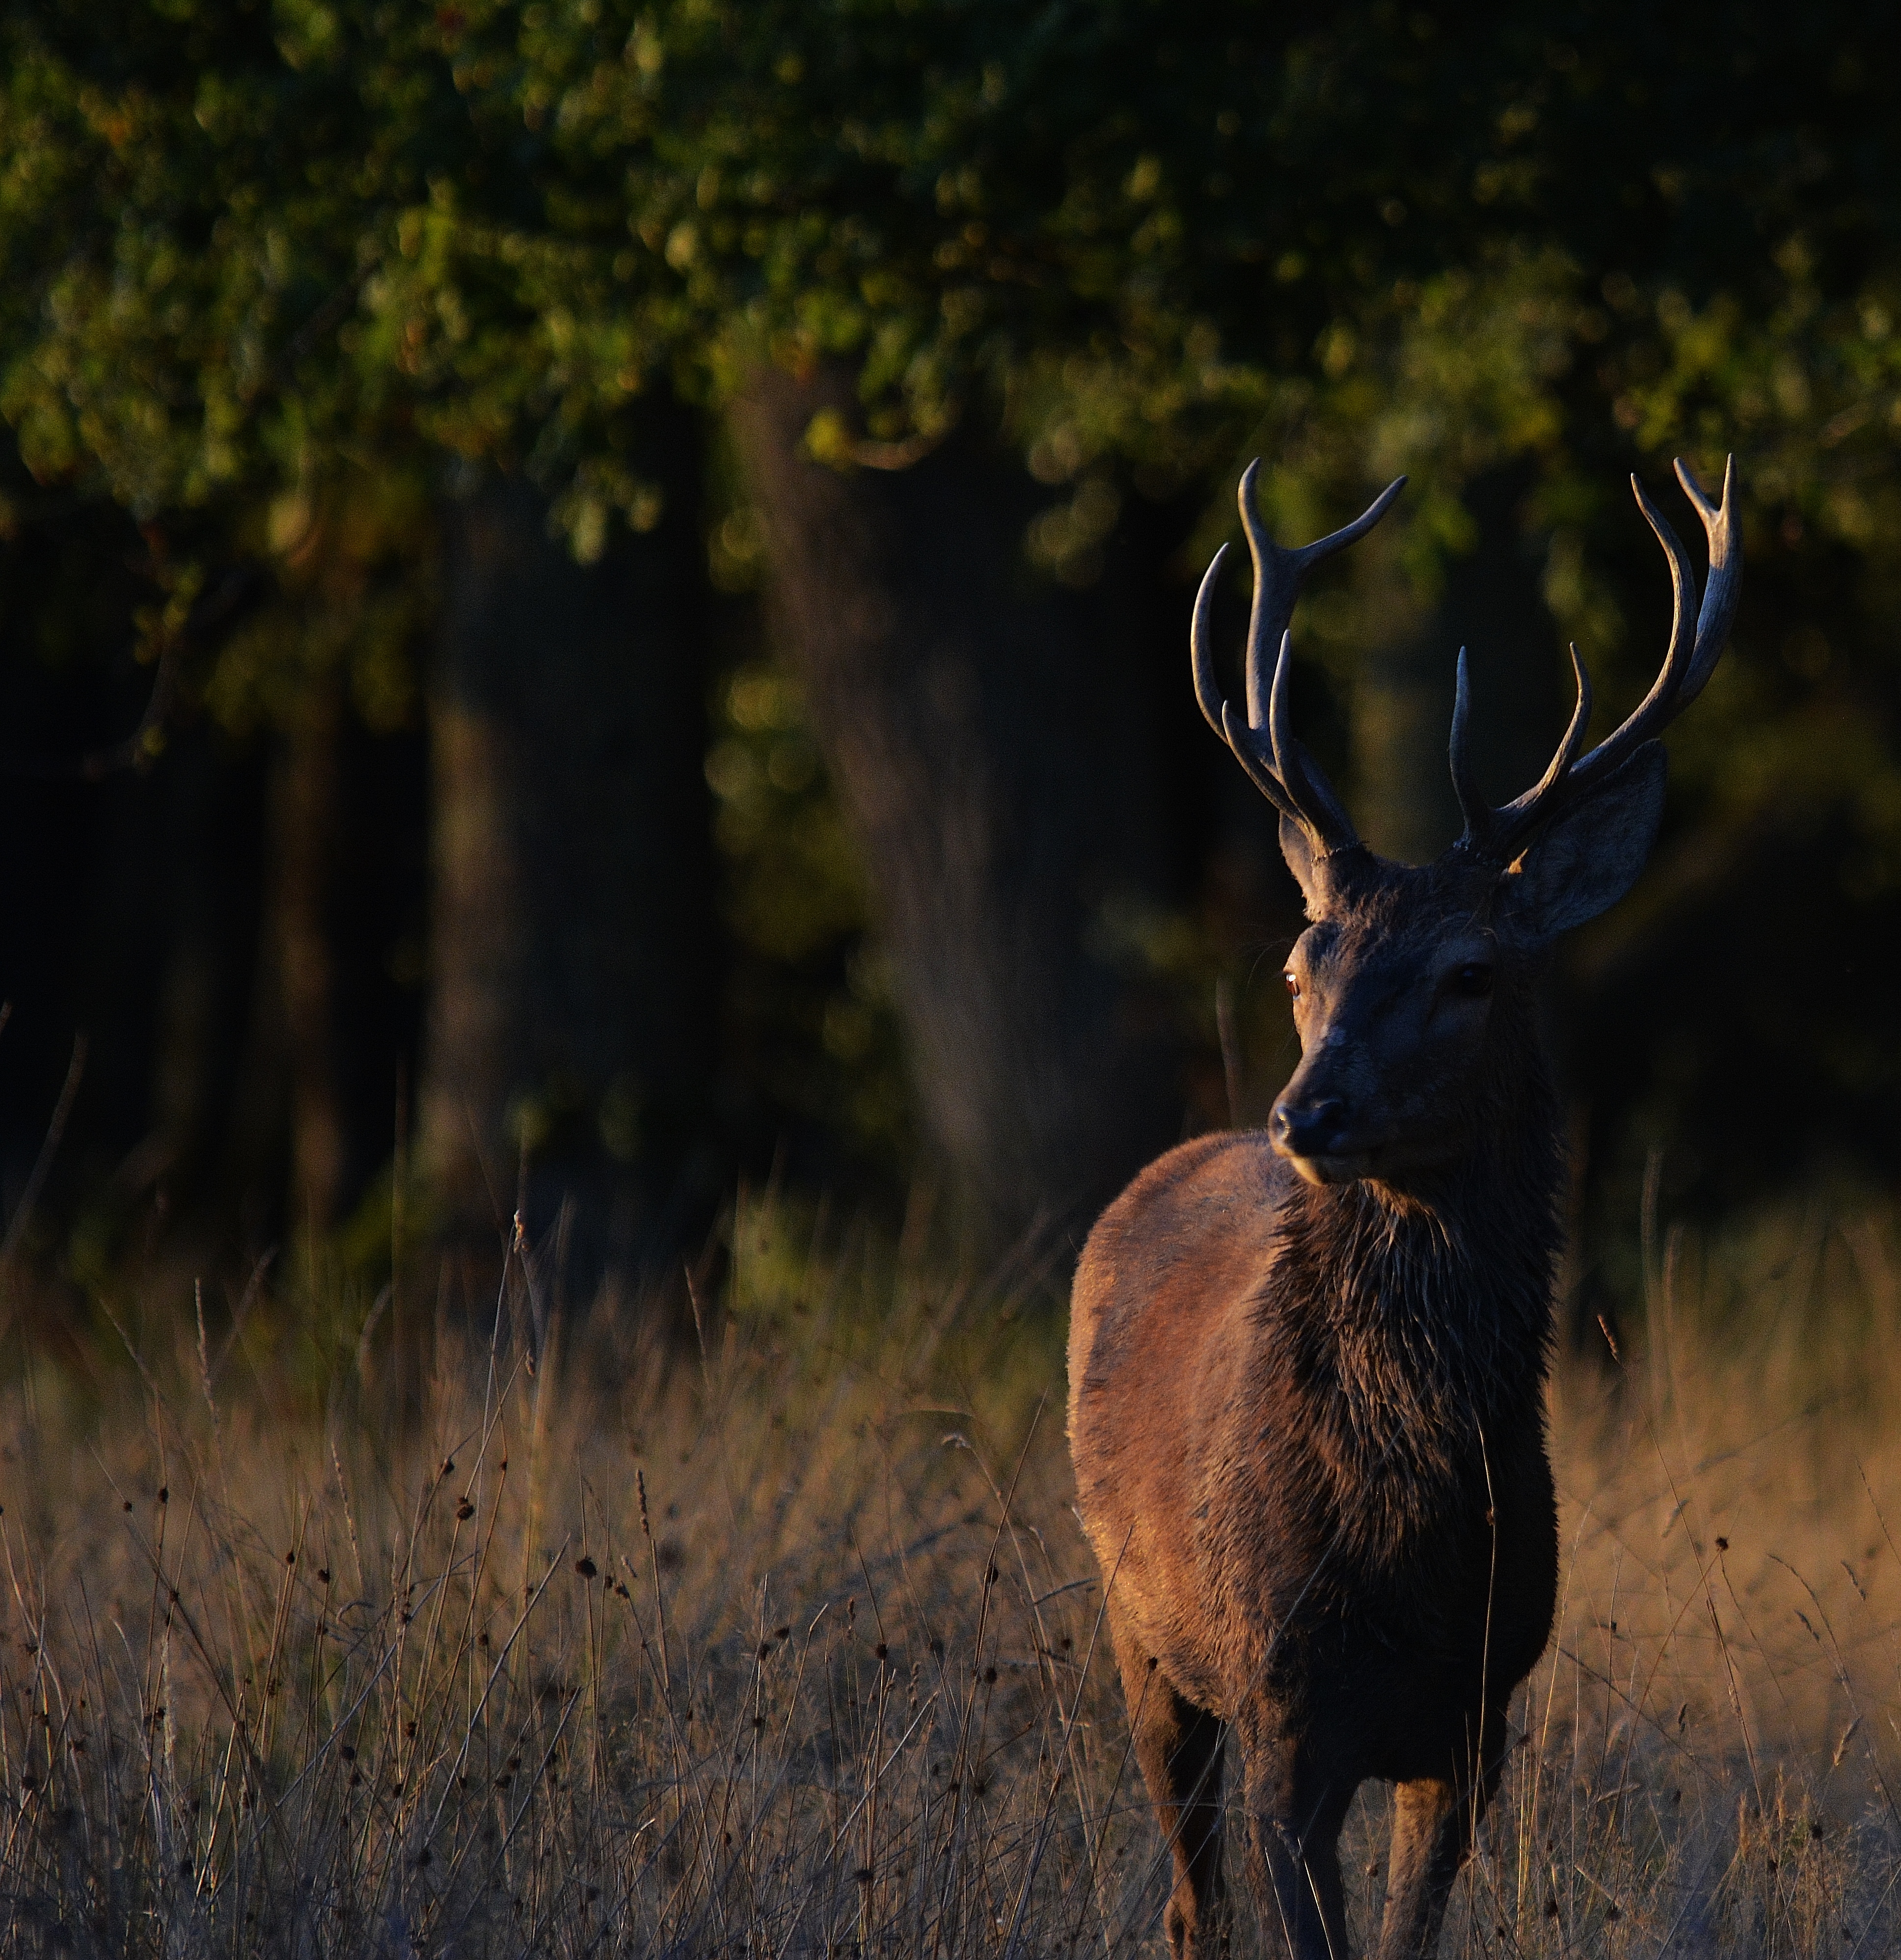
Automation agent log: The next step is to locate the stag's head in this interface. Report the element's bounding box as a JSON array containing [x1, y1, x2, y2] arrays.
[[1194, 458, 1740, 1189]]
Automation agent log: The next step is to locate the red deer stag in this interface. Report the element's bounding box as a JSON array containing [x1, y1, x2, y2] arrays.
[[1068, 458, 1739, 1960]]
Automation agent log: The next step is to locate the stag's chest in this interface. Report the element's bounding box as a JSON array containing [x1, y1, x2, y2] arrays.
[[1193, 1415, 1548, 1724], [1217, 1293, 1547, 1598]]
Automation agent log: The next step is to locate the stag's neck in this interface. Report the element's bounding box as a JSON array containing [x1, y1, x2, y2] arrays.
[[1271, 1056, 1564, 1451]]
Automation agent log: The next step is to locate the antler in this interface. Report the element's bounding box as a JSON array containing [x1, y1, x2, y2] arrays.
[[1453, 456, 1741, 863], [1192, 461, 1407, 856]]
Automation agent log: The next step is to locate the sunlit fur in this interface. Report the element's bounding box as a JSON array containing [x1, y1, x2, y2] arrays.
[[1067, 846, 1565, 1960]]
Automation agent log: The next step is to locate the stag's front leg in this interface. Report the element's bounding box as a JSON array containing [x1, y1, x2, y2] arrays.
[[1374, 1703, 1508, 1960], [1238, 1730, 1351, 1960], [1112, 1629, 1228, 1960]]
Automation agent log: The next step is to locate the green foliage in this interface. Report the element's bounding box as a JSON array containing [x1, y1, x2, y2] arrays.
[[9, 3, 1901, 700], [0, 8, 1892, 575], [203, 462, 435, 735], [5, 4, 1890, 520]]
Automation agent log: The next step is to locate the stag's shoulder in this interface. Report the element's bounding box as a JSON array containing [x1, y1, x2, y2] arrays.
[[1084, 1128, 1286, 1261], [1069, 1131, 1292, 1375]]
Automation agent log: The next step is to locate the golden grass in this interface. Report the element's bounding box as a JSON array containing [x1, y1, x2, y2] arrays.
[[1, 1187, 1900, 1957]]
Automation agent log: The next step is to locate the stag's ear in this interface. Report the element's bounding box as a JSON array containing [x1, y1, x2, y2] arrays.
[[1277, 815, 1329, 917], [1497, 741, 1668, 941]]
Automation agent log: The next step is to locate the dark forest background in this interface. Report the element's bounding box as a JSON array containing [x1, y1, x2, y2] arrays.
[[2, 0, 1900, 1340]]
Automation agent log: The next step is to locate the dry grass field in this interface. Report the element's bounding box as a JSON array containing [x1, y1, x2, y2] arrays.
[[2, 1185, 1901, 1958]]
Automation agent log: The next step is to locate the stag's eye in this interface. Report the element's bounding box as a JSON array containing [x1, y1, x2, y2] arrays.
[[1452, 962, 1494, 998], [1283, 970, 1301, 1000]]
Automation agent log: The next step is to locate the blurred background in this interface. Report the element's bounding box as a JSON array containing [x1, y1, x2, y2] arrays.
[[1, 0, 1898, 1341]]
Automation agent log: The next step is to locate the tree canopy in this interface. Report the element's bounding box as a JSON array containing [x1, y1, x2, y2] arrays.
[[7, 3, 1901, 697]]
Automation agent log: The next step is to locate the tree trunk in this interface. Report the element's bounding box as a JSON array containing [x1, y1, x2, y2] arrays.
[[728, 367, 1180, 1253], [223, 687, 345, 1249], [418, 438, 717, 1299], [277, 681, 348, 1238]]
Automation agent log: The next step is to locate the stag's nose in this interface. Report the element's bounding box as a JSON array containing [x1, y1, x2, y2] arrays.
[[1270, 1097, 1349, 1157]]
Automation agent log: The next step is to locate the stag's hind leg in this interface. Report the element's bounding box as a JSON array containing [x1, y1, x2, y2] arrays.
[[1374, 1702, 1509, 1960], [1113, 1637, 1227, 1960]]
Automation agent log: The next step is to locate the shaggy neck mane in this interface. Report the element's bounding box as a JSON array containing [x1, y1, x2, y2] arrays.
[[1264, 991, 1564, 1493]]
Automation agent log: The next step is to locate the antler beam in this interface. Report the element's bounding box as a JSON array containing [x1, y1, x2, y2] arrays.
[[1192, 462, 1407, 858], [1454, 456, 1740, 863]]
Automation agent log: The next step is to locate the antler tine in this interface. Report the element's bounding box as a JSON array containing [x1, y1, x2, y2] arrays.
[[1484, 643, 1594, 849], [1221, 701, 1304, 822], [1191, 543, 1232, 740], [1544, 644, 1596, 788], [1196, 542, 1304, 822], [1238, 463, 1408, 728], [1267, 629, 1358, 848], [1448, 649, 1493, 848], [1466, 457, 1738, 864], [1237, 462, 1288, 732], [1674, 454, 1740, 702]]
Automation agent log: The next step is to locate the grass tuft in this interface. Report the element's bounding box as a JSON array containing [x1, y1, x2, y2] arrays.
[[0, 1188, 1899, 1956]]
